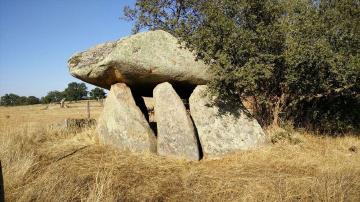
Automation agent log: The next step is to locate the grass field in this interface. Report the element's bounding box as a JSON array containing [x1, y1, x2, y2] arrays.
[[1, 101, 360, 201]]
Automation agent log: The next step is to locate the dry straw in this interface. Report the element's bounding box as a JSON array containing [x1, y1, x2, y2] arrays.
[[0, 102, 359, 201]]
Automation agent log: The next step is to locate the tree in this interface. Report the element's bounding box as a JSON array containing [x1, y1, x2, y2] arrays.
[[124, 0, 359, 133], [280, 0, 360, 132], [89, 87, 106, 100], [0, 94, 20, 106], [18, 96, 28, 105], [41, 91, 64, 104], [26, 96, 40, 105], [63, 82, 88, 101]]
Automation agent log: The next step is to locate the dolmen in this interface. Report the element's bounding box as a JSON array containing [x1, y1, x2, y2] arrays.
[[68, 30, 268, 160]]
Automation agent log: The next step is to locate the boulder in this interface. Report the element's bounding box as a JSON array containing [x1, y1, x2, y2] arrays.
[[97, 83, 157, 153], [68, 30, 210, 98], [154, 82, 200, 160], [189, 85, 268, 159]]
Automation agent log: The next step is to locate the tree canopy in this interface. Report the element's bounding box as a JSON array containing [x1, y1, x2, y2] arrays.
[[89, 87, 106, 100], [63, 82, 88, 101], [41, 91, 64, 104], [124, 0, 360, 133]]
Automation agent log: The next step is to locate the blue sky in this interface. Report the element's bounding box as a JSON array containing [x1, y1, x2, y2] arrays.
[[0, 0, 135, 97]]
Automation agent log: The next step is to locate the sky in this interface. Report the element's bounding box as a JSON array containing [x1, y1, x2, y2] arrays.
[[0, 0, 135, 97]]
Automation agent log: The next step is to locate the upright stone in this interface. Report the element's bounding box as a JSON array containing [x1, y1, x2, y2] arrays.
[[154, 82, 200, 160], [97, 83, 156, 153], [189, 85, 268, 159], [60, 98, 66, 108]]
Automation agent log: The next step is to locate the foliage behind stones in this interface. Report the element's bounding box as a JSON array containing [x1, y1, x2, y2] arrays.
[[124, 0, 360, 133]]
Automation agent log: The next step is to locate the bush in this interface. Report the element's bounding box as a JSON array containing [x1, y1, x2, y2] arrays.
[[290, 95, 360, 134]]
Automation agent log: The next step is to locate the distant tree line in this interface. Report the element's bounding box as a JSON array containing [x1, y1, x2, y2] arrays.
[[0, 82, 106, 106], [0, 94, 41, 106]]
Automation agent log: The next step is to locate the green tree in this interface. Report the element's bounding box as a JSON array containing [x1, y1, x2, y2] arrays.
[[26, 96, 40, 105], [63, 82, 88, 101], [280, 0, 360, 132], [18, 96, 28, 105], [41, 91, 64, 104], [124, 0, 359, 132], [0, 94, 20, 106], [89, 87, 106, 100]]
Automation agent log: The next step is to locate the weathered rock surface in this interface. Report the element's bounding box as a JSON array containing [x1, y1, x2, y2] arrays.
[[97, 83, 156, 153], [68, 30, 210, 97], [189, 85, 268, 159], [154, 82, 200, 160]]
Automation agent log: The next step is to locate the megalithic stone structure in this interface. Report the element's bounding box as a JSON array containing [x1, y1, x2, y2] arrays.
[[68, 30, 268, 161]]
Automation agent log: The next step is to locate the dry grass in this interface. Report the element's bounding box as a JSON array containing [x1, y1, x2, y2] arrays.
[[0, 100, 103, 129], [1, 102, 360, 201]]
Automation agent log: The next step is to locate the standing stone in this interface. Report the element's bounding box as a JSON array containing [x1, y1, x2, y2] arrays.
[[60, 98, 66, 108], [154, 82, 200, 160], [189, 85, 268, 159], [97, 83, 156, 153]]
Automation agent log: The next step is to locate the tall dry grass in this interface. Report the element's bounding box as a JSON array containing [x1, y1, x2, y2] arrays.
[[0, 103, 360, 201]]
